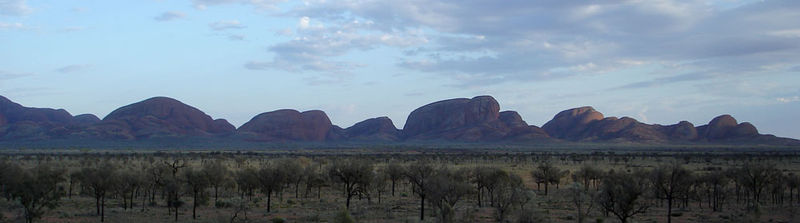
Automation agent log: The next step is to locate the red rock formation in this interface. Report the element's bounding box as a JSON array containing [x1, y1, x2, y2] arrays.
[[345, 117, 401, 141], [238, 109, 333, 141], [98, 97, 235, 138], [542, 106, 604, 139]]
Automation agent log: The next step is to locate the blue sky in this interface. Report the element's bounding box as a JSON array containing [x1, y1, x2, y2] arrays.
[[1, 0, 799, 139]]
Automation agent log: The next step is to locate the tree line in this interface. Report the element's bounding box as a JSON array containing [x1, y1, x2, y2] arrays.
[[0, 154, 798, 223]]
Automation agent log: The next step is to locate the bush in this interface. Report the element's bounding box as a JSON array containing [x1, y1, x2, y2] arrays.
[[332, 209, 356, 223], [270, 217, 286, 223], [215, 200, 233, 208]]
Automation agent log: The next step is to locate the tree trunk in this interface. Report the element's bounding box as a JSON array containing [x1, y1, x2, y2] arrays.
[[267, 190, 272, 212], [420, 195, 425, 221], [101, 195, 106, 222]]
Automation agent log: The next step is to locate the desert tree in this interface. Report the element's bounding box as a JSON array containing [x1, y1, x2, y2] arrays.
[[574, 165, 602, 191], [9, 164, 65, 223], [568, 181, 596, 223], [201, 159, 231, 203], [163, 174, 184, 222], [649, 163, 693, 223], [303, 166, 326, 199], [597, 169, 652, 223], [257, 164, 286, 212], [531, 162, 567, 195], [75, 162, 118, 222], [278, 158, 305, 199], [328, 159, 373, 209], [471, 166, 507, 207], [235, 167, 259, 201], [735, 162, 781, 210], [406, 161, 435, 221], [370, 169, 389, 204], [0, 161, 23, 200], [492, 173, 534, 222], [183, 166, 210, 220], [117, 168, 145, 210], [383, 162, 405, 197], [425, 168, 474, 223]]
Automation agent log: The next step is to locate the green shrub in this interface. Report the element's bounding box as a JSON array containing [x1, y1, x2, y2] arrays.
[[270, 217, 286, 223]]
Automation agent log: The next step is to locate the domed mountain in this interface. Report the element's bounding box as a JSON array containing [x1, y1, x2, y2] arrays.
[[345, 117, 401, 141], [88, 97, 235, 139], [238, 109, 334, 141], [402, 96, 549, 141]]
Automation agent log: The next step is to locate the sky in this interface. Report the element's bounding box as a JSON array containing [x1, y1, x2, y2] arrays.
[[1, 0, 799, 139]]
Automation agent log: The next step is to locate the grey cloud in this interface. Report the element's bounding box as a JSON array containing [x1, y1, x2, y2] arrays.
[[281, 0, 800, 87], [0, 70, 32, 80], [154, 11, 185, 22], [0, 0, 30, 16], [0, 22, 24, 30], [209, 20, 245, 30], [228, 34, 245, 41], [55, 64, 92, 73]]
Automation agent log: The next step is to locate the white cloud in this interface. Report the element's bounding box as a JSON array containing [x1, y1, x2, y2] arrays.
[[209, 20, 245, 30], [154, 11, 185, 22], [777, 96, 800, 103], [0, 0, 31, 16], [191, 0, 286, 10], [298, 16, 310, 29], [0, 22, 24, 30]]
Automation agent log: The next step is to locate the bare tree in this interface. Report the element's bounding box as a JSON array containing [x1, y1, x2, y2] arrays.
[[328, 159, 373, 209], [650, 163, 693, 223], [735, 162, 781, 210]]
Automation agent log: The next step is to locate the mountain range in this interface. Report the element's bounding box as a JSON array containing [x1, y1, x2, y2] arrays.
[[0, 95, 797, 147]]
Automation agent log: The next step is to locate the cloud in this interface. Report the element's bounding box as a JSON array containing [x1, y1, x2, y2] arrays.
[[0, 0, 31, 16], [191, 0, 285, 10], [777, 96, 800, 103], [0, 70, 31, 80], [59, 26, 86, 32], [55, 64, 92, 73], [246, 17, 426, 74], [228, 34, 245, 41], [209, 20, 245, 30], [276, 0, 800, 87], [0, 22, 24, 30], [154, 11, 185, 22]]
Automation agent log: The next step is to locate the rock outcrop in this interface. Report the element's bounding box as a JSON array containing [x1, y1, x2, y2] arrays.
[[90, 97, 235, 139], [345, 117, 401, 141], [402, 96, 548, 141], [238, 109, 333, 141]]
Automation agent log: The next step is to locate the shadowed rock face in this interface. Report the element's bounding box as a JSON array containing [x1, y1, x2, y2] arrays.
[[73, 114, 101, 125], [696, 115, 759, 140], [0, 96, 77, 139], [238, 109, 333, 141], [0, 96, 73, 125], [96, 97, 235, 139], [402, 96, 548, 141], [345, 117, 401, 141]]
